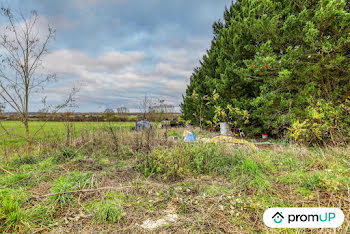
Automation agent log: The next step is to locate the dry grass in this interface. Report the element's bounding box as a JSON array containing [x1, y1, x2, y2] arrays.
[[0, 126, 349, 233]]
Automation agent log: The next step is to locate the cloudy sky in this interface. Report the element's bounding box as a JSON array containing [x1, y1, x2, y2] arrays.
[[1, 0, 231, 112]]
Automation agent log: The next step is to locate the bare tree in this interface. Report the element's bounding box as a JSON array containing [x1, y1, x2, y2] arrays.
[[139, 95, 155, 120], [0, 8, 76, 152], [149, 99, 175, 122], [104, 108, 115, 121], [154, 99, 175, 113], [116, 106, 129, 114]]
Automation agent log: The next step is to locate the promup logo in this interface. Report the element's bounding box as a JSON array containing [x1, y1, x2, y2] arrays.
[[272, 212, 284, 224], [264, 208, 344, 228]]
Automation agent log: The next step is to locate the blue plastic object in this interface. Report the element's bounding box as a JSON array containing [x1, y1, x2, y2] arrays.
[[184, 132, 197, 142]]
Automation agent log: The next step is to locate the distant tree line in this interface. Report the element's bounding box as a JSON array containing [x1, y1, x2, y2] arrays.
[[1, 112, 180, 123], [181, 0, 350, 145]]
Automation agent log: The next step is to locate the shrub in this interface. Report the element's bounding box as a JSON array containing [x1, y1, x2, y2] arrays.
[[288, 99, 350, 146], [137, 143, 244, 181], [137, 142, 273, 192]]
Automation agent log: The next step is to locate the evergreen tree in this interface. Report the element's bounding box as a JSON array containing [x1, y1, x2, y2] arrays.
[[182, 0, 350, 144]]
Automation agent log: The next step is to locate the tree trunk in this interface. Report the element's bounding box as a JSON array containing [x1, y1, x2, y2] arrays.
[[24, 120, 32, 153]]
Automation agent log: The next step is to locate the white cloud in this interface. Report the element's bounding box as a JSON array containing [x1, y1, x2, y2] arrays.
[[43, 50, 144, 74], [31, 38, 209, 111], [73, 0, 127, 8], [50, 14, 78, 30], [40, 49, 160, 107], [154, 47, 201, 79], [155, 63, 191, 78]]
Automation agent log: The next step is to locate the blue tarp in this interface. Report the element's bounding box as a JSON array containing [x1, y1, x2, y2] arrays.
[[135, 120, 152, 131], [184, 132, 197, 142]]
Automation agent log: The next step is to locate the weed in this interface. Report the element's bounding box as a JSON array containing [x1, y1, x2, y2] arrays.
[[301, 173, 324, 190], [0, 172, 35, 188], [38, 157, 55, 171], [0, 126, 349, 233], [50, 171, 93, 207], [61, 147, 77, 160], [92, 202, 123, 224], [88, 192, 125, 224], [0, 194, 29, 232], [167, 131, 180, 137], [241, 159, 260, 175], [26, 205, 55, 228], [10, 155, 38, 167], [178, 201, 189, 214], [204, 184, 234, 196], [137, 143, 243, 180]]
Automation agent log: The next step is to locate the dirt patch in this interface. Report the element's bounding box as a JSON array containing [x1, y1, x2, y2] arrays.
[[139, 213, 178, 230], [28, 181, 52, 196], [66, 159, 104, 171], [101, 168, 142, 186]]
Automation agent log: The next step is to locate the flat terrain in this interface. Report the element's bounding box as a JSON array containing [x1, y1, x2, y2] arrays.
[[0, 121, 135, 147], [0, 127, 349, 233]]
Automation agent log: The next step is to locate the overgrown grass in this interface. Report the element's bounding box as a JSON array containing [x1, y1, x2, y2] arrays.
[[0, 189, 30, 233], [88, 192, 125, 224], [50, 171, 94, 207], [0, 127, 348, 233], [0, 195, 28, 232], [136, 143, 245, 180]]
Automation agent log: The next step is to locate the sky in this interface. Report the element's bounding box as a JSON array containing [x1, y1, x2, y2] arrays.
[[0, 0, 232, 112]]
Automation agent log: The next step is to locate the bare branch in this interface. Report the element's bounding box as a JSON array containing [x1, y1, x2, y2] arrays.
[[28, 186, 134, 200], [0, 83, 23, 114], [0, 120, 26, 139], [0, 165, 14, 175], [1, 8, 26, 59], [31, 87, 79, 139], [0, 7, 72, 152]]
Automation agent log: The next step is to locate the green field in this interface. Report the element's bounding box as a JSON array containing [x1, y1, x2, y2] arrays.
[[0, 121, 135, 146]]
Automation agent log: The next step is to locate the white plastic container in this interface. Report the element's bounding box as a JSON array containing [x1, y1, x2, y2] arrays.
[[220, 122, 231, 135]]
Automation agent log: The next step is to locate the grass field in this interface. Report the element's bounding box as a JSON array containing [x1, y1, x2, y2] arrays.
[[0, 121, 135, 146]]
